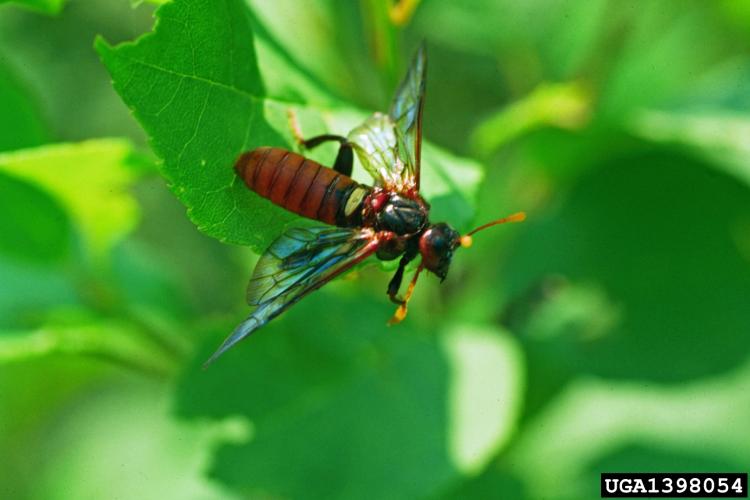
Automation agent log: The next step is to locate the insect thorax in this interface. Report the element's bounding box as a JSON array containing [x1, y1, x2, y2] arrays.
[[377, 194, 427, 235]]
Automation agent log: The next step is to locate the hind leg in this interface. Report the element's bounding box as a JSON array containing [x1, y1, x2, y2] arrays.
[[287, 110, 353, 176]]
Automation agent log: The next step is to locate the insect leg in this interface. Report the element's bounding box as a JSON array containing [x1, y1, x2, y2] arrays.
[[299, 135, 353, 176], [287, 110, 353, 176], [387, 249, 418, 304], [331, 143, 353, 176], [387, 258, 409, 305], [388, 264, 424, 325]]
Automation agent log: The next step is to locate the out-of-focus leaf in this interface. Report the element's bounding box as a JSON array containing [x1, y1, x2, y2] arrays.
[[631, 59, 750, 187], [0, 357, 111, 498], [0, 139, 141, 261], [415, 0, 608, 80], [0, 61, 47, 152], [420, 144, 484, 232], [177, 290, 522, 499], [719, 0, 750, 36], [25, 380, 241, 500], [0, 256, 78, 326], [0, 0, 65, 14], [0, 312, 177, 376], [131, 176, 244, 316], [503, 279, 622, 421], [470, 81, 591, 158], [502, 151, 750, 383], [246, 0, 373, 103], [634, 111, 750, 186], [0, 1, 155, 143], [441, 464, 528, 500], [416, 0, 741, 147], [247, 20, 338, 106], [0, 171, 71, 263], [506, 362, 750, 499], [597, 1, 732, 120], [97, 0, 483, 253], [441, 324, 523, 474], [110, 239, 191, 320]]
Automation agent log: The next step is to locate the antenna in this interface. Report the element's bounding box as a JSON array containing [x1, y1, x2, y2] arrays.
[[460, 212, 526, 248]]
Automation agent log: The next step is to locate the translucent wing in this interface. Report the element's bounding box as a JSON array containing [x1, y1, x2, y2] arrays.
[[348, 45, 426, 193], [204, 226, 380, 365], [348, 113, 407, 190], [389, 43, 426, 189]]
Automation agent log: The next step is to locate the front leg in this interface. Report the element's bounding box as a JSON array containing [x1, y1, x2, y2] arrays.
[[387, 242, 420, 302], [388, 255, 410, 305], [388, 264, 424, 325]]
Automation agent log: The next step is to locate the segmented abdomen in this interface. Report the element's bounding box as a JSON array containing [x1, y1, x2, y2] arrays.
[[235, 147, 370, 227]]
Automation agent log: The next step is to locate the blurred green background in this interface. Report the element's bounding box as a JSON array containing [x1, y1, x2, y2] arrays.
[[1, 0, 749, 499]]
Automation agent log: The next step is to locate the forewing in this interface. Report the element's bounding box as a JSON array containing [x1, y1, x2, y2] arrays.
[[204, 226, 379, 365], [347, 45, 426, 193], [389, 43, 426, 189], [348, 113, 406, 190]]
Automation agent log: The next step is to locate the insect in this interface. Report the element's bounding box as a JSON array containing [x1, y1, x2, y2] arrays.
[[205, 45, 525, 365]]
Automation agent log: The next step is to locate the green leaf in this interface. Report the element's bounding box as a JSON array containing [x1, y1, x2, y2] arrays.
[[505, 364, 750, 499], [95, 0, 294, 253], [96, 0, 483, 253], [0, 313, 177, 376], [0, 171, 71, 263], [0, 357, 111, 498], [0, 255, 78, 325], [0, 0, 66, 14], [415, 0, 608, 80], [21, 379, 239, 500], [630, 59, 750, 187], [441, 324, 523, 474], [245, 0, 368, 104], [0, 61, 47, 152], [596, 1, 732, 120], [502, 151, 750, 383], [176, 291, 523, 499], [441, 465, 528, 500], [0, 139, 142, 262], [469, 81, 591, 158]]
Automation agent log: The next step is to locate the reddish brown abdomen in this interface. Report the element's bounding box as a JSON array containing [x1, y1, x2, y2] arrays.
[[235, 147, 369, 227]]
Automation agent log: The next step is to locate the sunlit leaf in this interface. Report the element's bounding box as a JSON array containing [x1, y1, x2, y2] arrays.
[[0, 0, 66, 14], [470, 81, 591, 158], [441, 324, 523, 474], [0, 312, 176, 376], [631, 59, 750, 187], [506, 364, 750, 499], [0, 139, 141, 262], [26, 379, 240, 500]]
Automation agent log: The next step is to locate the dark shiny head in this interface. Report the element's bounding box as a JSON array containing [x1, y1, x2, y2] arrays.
[[419, 222, 461, 280]]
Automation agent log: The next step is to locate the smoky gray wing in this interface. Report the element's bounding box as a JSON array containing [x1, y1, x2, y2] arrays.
[[389, 43, 426, 189], [347, 45, 425, 192], [347, 112, 407, 190], [204, 226, 379, 366]]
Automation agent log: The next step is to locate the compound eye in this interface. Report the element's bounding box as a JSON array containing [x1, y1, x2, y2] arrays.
[[431, 234, 447, 251], [419, 224, 458, 276]]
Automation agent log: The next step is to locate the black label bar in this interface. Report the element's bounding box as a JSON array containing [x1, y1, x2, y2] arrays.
[[601, 473, 748, 498]]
